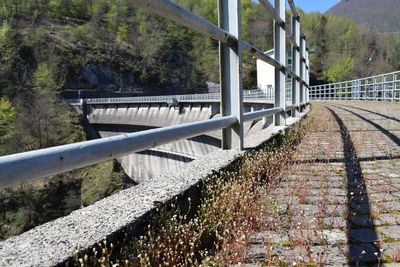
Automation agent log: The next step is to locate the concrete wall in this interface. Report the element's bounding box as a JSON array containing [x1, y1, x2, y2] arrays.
[[257, 50, 275, 93], [256, 49, 292, 96], [86, 102, 274, 183]]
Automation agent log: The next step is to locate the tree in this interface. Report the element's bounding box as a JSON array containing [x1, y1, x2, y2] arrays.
[[33, 62, 58, 94], [0, 97, 19, 155], [0, 97, 16, 136], [323, 56, 355, 82]]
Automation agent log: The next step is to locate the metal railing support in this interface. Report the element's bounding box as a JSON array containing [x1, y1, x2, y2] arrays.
[[299, 37, 306, 107], [0, 0, 311, 188], [392, 73, 396, 102], [305, 48, 310, 103], [310, 70, 400, 102], [274, 0, 286, 126], [291, 15, 300, 117], [219, 0, 244, 150]]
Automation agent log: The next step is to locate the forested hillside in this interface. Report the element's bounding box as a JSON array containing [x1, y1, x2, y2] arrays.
[[0, 0, 400, 240], [326, 0, 400, 33], [301, 10, 400, 84]]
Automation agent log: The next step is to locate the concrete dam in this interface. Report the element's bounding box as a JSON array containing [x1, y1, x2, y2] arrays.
[[84, 98, 275, 183]]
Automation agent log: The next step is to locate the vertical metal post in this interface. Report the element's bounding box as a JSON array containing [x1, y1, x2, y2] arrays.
[[299, 38, 305, 106], [367, 79, 370, 100], [348, 82, 351, 100], [302, 38, 307, 104], [291, 15, 300, 117], [219, 0, 243, 150], [305, 48, 310, 103], [383, 75, 387, 101], [274, 0, 286, 126], [363, 79, 367, 100], [393, 73, 396, 102], [319, 86, 321, 100]]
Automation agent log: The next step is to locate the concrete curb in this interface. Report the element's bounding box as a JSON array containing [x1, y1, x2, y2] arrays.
[[0, 108, 309, 266]]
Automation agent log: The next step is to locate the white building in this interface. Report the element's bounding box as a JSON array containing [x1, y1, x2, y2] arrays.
[[256, 49, 293, 98]]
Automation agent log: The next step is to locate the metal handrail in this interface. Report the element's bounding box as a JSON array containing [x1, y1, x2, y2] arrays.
[[65, 91, 275, 105], [310, 70, 400, 102], [0, 0, 310, 188], [0, 116, 236, 188]]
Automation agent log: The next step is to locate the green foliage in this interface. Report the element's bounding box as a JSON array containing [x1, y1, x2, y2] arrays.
[[303, 12, 398, 82], [0, 97, 19, 155], [0, 160, 131, 241], [0, 21, 16, 64], [33, 63, 58, 93], [0, 178, 81, 240], [323, 56, 355, 82], [80, 161, 131, 207], [22, 27, 44, 47], [0, 0, 399, 243], [384, 33, 400, 70], [116, 24, 129, 41], [0, 97, 16, 136]]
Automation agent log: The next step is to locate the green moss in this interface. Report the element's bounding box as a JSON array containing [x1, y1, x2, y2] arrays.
[[383, 234, 400, 243], [271, 242, 295, 247], [383, 254, 394, 263], [333, 242, 346, 247]]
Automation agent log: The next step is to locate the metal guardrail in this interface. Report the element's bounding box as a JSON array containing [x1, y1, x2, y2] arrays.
[[65, 86, 295, 105], [310, 70, 400, 102], [65, 90, 275, 105], [0, 0, 310, 188]]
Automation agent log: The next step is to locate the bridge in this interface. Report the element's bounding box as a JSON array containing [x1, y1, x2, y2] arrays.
[[66, 91, 296, 183], [0, 0, 399, 266]]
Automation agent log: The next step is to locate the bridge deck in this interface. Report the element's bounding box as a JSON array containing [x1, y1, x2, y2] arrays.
[[243, 101, 400, 265]]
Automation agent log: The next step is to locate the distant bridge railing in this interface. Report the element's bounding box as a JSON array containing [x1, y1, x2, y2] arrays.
[[310, 70, 400, 102], [65, 90, 273, 105], [65, 84, 294, 105], [0, 0, 310, 188]]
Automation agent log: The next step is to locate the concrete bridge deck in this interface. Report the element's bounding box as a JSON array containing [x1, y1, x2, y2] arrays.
[[243, 101, 400, 266]]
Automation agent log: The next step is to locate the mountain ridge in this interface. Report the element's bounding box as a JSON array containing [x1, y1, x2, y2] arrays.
[[326, 0, 400, 33]]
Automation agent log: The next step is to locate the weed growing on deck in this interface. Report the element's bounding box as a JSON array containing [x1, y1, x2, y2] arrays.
[[73, 110, 315, 266]]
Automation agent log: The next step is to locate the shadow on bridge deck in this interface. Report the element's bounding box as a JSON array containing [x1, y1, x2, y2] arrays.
[[242, 101, 400, 265], [327, 106, 381, 264]]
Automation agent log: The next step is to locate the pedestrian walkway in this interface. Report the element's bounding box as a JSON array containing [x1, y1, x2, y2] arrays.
[[243, 101, 400, 266]]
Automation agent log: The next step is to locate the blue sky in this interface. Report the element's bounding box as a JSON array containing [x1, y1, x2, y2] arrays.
[[264, 0, 340, 14], [293, 0, 340, 13]]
